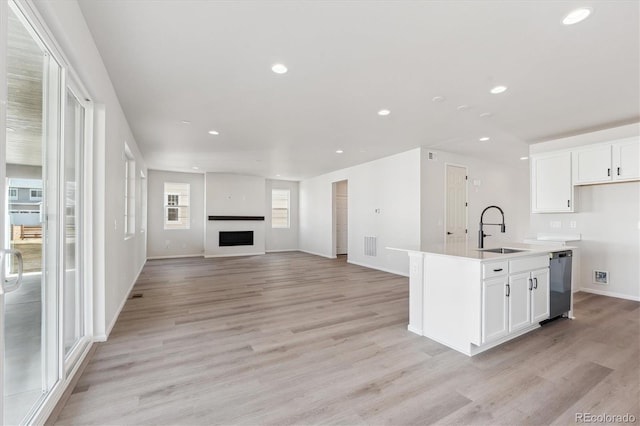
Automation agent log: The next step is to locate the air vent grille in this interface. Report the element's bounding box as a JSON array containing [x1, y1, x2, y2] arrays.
[[364, 236, 377, 257]]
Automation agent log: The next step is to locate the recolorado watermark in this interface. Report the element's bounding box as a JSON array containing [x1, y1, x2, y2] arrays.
[[576, 412, 637, 423]]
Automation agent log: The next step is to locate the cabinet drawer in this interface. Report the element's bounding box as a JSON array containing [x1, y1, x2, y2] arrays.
[[510, 255, 549, 274], [482, 261, 509, 279]]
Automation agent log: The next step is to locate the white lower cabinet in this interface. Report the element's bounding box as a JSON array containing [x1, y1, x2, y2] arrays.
[[481, 255, 550, 345]]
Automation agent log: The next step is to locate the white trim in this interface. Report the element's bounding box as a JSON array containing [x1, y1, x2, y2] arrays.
[[97, 261, 145, 342], [204, 252, 266, 258], [147, 254, 204, 260], [265, 249, 299, 253], [578, 288, 640, 302], [31, 341, 93, 425], [347, 259, 408, 277], [407, 324, 423, 335], [298, 249, 336, 259]]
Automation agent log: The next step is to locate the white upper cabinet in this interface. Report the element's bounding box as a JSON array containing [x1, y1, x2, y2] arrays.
[[573, 138, 639, 185], [531, 151, 573, 213], [612, 138, 640, 181], [572, 144, 612, 184]]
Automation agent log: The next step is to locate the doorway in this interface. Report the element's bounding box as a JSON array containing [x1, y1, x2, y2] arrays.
[[444, 164, 468, 244], [333, 180, 348, 257]]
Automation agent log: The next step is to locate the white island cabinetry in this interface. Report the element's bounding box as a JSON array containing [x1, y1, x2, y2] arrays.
[[395, 244, 562, 357]]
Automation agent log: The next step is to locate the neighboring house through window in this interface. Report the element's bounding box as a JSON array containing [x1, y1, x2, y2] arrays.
[[164, 182, 190, 230]]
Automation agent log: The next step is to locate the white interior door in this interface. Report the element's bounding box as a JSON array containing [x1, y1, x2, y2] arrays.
[[335, 180, 348, 255], [445, 164, 467, 244]]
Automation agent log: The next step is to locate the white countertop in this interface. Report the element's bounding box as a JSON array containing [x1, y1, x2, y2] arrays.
[[388, 242, 574, 262]]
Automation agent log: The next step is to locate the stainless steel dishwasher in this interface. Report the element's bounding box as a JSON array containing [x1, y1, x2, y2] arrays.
[[549, 250, 572, 319]]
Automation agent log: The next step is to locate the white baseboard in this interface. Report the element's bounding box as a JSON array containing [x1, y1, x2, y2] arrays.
[[407, 325, 423, 335], [147, 253, 204, 260], [578, 288, 640, 302], [204, 251, 266, 258], [103, 260, 146, 340], [347, 259, 409, 277], [266, 249, 299, 253], [299, 249, 336, 259]]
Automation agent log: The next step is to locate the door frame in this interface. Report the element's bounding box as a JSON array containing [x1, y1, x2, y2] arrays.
[[443, 163, 468, 243]]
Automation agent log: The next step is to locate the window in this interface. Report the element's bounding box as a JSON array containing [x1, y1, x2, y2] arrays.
[[9, 187, 18, 200], [164, 182, 190, 229], [30, 188, 43, 200], [124, 144, 136, 237], [271, 189, 290, 228]]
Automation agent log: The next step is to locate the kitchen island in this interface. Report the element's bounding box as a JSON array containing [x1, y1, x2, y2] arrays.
[[389, 242, 574, 356]]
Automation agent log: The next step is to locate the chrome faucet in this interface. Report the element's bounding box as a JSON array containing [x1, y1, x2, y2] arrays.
[[478, 205, 506, 248]]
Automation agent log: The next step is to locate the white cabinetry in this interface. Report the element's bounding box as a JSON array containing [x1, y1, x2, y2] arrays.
[[481, 255, 549, 345], [531, 151, 573, 213], [573, 138, 640, 185]]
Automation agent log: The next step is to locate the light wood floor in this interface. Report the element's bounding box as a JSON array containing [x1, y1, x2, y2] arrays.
[[53, 252, 639, 425]]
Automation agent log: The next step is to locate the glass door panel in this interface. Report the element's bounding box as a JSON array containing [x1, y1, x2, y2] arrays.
[[62, 89, 85, 361], [3, 3, 60, 425]]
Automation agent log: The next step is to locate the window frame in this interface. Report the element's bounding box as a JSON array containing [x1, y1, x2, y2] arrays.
[[271, 188, 291, 229], [163, 183, 190, 230]]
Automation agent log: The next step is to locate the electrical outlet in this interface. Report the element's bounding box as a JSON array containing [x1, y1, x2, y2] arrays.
[[569, 221, 577, 229], [550, 220, 561, 229]]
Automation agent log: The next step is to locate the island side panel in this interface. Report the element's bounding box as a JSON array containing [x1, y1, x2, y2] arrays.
[[408, 251, 426, 334], [423, 254, 481, 355]]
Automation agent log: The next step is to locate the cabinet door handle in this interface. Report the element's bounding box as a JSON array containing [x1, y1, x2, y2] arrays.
[[506, 284, 510, 297], [493, 268, 503, 272], [528, 278, 533, 291], [534, 277, 538, 289], [567, 200, 570, 208], [618, 167, 621, 176], [607, 168, 611, 177]]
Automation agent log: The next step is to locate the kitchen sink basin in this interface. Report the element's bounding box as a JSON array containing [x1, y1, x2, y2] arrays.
[[480, 247, 528, 254]]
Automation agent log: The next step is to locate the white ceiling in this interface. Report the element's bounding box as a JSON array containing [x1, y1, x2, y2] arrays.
[[77, 0, 640, 180]]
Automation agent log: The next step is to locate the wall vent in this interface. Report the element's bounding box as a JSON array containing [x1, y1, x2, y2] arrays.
[[364, 236, 377, 257]]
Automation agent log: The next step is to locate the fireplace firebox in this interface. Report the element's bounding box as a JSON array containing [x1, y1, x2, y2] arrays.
[[219, 231, 254, 247]]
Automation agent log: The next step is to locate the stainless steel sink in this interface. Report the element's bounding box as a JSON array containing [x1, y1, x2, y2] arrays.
[[480, 247, 528, 254]]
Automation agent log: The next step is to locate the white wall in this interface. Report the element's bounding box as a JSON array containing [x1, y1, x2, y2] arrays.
[[299, 149, 422, 276], [33, 1, 148, 339], [205, 173, 266, 257], [147, 170, 204, 259], [529, 123, 640, 301], [421, 148, 530, 248], [265, 179, 299, 252]]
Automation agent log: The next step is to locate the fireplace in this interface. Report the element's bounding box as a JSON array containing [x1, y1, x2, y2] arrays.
[[219, 231, 254, 247]]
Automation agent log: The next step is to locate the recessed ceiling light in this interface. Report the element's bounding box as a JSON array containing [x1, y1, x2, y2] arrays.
[[432, 96, 445, 103], [336, 150, 344, 154], [208, 130, 219, 135], [479, 137, 490, 142], [479, 112, 493, 118], [490, 85, 508, 94], [192, 166, 199, 170], [520, 156, 529, 160], [181, 120, 191, 124], [563, 8, 591, 25], [276, 174, 281, 177], [272, 63, 288, 74], [378, 109, 391, 116], [457, 105, 470, 111]]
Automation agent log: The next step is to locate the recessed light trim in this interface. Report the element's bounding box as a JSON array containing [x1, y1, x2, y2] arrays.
[[490, 85, 508, 94], [520, 156, 529, 161], [336, 150, 344, 154], [457, 105, 470, 111], [479, 112, 493, 118], [378, 109, 391, 116], [432, 96, 445, 103], [208, 130, 219, 135], [192, 166, 199, 170], [479, 137, 490, 142], [563, 8, 591, 25], [272, 63, 288, 74], [181, 120, 191, 124]]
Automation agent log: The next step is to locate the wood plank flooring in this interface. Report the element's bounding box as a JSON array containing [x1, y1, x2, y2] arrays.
[[52, 252, 639, 425]]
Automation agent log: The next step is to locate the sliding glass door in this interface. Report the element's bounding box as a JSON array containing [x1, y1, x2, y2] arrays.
[[1, 1, 92, 424]]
